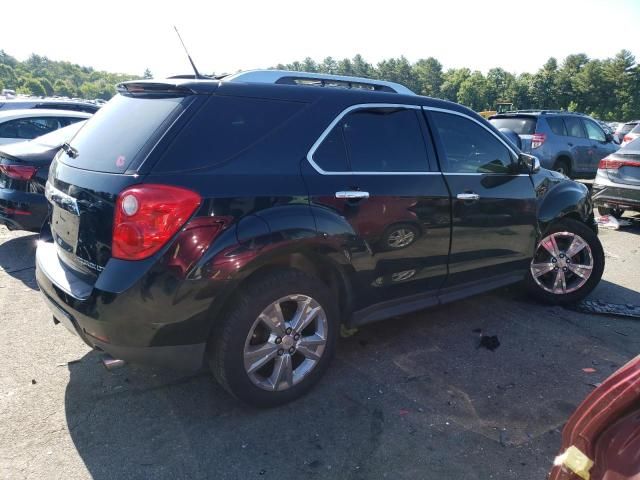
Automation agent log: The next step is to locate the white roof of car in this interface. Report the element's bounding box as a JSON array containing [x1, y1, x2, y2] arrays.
[[0, 109, 93, 122]]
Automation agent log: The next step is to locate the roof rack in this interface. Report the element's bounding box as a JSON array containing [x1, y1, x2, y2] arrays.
[[221, 70, 416, 95]]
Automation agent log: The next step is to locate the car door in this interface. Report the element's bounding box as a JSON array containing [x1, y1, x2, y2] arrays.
[[425, 108, 537, 290], [302, 104, 451, 312], [563, 116, 591, 173], [582, 118, 617, 173]]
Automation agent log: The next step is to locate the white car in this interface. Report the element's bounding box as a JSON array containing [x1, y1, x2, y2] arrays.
[[0, 109, 91, 145]]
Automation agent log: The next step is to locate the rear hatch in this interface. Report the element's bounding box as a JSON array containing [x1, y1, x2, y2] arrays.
[[46, 83, 198, 278], [488, 115, 537, 152]]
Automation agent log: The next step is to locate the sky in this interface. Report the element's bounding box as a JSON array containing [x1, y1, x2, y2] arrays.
[[1, 0, 638, 78]]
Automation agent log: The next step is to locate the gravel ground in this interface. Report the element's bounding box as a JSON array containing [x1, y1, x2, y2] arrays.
[[1, 216, 639, 480]]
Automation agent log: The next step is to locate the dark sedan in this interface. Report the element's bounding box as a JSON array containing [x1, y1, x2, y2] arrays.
[[0, 121, 86, 231], [593, 137, 640, 217]]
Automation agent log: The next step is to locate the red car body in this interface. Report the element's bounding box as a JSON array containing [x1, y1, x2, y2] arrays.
[[550, 355, 640, 480]]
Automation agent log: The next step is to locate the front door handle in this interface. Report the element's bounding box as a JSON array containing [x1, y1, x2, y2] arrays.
[[456, 193, 480, 201], [335, 191, 370, 199]]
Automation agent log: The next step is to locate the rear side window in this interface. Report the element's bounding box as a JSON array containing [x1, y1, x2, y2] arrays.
[[313, 126, 349, 172], [342, 108, 428, 172], [0, 117, 62, 139], [156, 96, 305, 172], [432, 111, 514, 174], [546, 117, 567, 136], [489, 117, 537, 135], [619, 122, 638, 135], [564, 117, 586, 138], [61, 94, 186, 173]]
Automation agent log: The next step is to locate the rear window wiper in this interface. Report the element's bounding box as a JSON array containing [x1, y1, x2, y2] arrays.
[[61, 142, 79, 159]]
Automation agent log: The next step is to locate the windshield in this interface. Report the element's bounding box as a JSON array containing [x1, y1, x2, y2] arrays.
[[33, 121, 86, 148], [489, 117, 537, 135]]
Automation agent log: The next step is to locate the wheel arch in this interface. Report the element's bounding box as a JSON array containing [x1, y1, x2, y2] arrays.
[[537, 181, 596, 235]]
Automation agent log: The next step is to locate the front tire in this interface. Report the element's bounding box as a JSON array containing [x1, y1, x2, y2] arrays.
[[553, 158, 571, 178], [526, 218, 604, 305], [208, 269, 338, 407]]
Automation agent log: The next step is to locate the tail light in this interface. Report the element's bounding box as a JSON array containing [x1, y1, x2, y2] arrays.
[[599, 156, 640, 170], [623, 135, 632, 144], [0, 164, 37, 180], [113, 184, 202, 260], [531, 133, 546, 149]]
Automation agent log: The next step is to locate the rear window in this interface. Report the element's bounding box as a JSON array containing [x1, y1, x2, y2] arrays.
[[489, 117, 537, 135], [630, 123, 640, 134], [620, 122, 638, 135], [60, 94, 186, 173], [154, 95, 305, 172]]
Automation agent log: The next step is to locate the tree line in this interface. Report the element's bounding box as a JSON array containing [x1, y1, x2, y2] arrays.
[[2, 48, 638, 120], [0, 50, 142, 100], [274, 51, 640, 121]]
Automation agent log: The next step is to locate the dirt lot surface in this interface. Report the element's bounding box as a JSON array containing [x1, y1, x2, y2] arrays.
[[1, 217, 639, 480]]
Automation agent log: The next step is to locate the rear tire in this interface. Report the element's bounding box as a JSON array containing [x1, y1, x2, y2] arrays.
[[208, 269, 338, 407], [597, 206, 625, 219], [553, 158, 571, 178], [526, 218, 604, 305]]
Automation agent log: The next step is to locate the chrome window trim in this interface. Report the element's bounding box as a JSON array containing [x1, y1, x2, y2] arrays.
[[423, 106, 519, 158], [306, 103, 430, 176], [306, 103, 525, 176]]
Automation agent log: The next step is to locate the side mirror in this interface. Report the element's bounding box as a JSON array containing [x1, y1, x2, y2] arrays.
[[520, 153, 541, 174]]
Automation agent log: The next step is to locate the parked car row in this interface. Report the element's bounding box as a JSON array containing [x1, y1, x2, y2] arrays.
[[489, 110, 619, 178]]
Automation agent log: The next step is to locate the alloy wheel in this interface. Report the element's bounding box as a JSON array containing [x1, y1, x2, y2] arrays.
[[243, 294, 328, 392], [530, 231, 594, 295], [387, 228, 415, 248]]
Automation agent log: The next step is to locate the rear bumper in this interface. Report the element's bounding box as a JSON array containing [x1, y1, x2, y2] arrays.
[[592, 179, 640, 211], [0, 188, 48, 231], [35, 241, 209, 371]]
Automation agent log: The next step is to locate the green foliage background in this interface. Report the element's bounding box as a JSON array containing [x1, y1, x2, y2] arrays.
[[275, 50, 640, 121], [1, 48, 638, 120], [0, 50, 139, 100]]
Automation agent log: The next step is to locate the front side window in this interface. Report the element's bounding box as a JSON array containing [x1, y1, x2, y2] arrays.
[[564, 117, 586, 138], [431, 111, 514, 174], [583, 119, 606, 142]]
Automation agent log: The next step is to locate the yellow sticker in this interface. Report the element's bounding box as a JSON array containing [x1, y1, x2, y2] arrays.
[[553, 445, 594, 480]]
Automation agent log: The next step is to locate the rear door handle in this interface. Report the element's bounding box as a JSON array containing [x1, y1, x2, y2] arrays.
[[335, 191, 369, 199], [456, 193, 480, 201]]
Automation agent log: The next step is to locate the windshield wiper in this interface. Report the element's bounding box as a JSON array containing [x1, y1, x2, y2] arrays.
[[61, 142, 79, 159]]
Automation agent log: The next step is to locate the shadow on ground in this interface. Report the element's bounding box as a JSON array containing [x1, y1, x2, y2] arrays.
[[0, 232, 38, 290], [63, 281, 640, 480]]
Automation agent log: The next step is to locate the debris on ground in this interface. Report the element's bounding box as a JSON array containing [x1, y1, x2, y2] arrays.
[[476, 332, 500, 351], [596, 215, 632, 230], [582, 368, 597, 373], [31, 379, 36, 385], [340, 324, 359, 338], [399, 409, 410, 416], [566, 300, 640, 319]]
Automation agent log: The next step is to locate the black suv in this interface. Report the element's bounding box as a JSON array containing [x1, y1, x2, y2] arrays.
[[36, 71, 604, 406]]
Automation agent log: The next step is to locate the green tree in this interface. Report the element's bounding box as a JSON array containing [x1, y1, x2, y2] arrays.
[[143, 68, 153, 79], [40, 77, 54, 96], [413, 57, 443, 97], [53, 79, 76, 97], [440, 68, 471, 102], [21, 78, 46, 96], [457, 71, 489, 110]]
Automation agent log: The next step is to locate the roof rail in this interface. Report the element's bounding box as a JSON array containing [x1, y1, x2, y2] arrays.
[[501, 109, 587, 116], [222, 70, 416, 95]]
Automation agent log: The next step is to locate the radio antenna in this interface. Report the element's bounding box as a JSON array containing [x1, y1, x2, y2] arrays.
[[173, 26, 204, 79]]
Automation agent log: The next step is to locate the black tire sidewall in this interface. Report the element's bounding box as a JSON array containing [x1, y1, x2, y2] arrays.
[[210, 270, 338, 407], [526, 218, 605, 305]]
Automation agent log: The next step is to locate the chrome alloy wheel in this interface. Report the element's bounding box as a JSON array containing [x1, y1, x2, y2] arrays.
[[243, 294, 328, 392], [387, 228, 415, 249], [530, 231, 594, 295]]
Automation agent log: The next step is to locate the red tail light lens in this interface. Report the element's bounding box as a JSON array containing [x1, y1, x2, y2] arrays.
[[531, 133, 546, 149], [599, 156, 640, 170], [0, 164, 37, 180], [623, 135, 632, 143], [113, 184, 201, 260]]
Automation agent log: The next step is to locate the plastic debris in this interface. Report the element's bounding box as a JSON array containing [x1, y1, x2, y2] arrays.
[[554, 445, 593, 480], [340, 325, 359, 338], [582, 368, 597, 373], [596, 215, 620, 230]]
